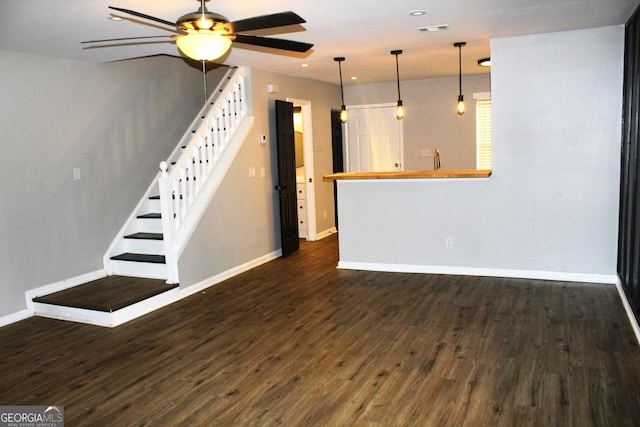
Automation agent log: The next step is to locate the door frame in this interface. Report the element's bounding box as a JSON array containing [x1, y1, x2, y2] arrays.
[[344, 102, 404, 173], [287, 97, 317, 241]]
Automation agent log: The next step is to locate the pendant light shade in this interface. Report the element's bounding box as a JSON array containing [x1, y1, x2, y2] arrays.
[[334, 57, 348, 123], [391, 50, 404, 120], [454, 42, 466, 115], [177, 32, 231, 61]]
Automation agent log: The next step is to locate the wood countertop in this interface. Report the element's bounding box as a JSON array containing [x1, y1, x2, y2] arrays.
[[323, 169, 491, 181]]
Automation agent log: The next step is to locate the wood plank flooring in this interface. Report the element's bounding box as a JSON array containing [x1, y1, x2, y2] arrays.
[[1, 234, 639, 426]]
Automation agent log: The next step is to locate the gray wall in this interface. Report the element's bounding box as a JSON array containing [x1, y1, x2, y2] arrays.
[[178, 68, 341, 288], [0, 51, 215, 316], [337, 25, 623, 280], [344, 74, 491, 170]]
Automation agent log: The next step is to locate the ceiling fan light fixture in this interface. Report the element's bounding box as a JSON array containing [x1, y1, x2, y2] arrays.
[[176, 32, 231, 61]]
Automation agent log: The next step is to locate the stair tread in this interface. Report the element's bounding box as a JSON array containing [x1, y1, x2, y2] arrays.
[[111, 253, 166, 264], [124, 232, 163, 240], [149, 195, 160, 200], [137, 213, 161, 219]]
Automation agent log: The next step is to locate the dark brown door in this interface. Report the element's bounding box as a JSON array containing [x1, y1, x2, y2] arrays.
[[275, 100, 299, 257]]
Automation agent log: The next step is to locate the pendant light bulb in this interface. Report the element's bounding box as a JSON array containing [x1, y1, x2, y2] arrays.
[[340, 106, 348, 123], [457, 95, 465, 115], [391, 50, 404, 120], [334, 57, 348, 123], [396, 100, 405, 120], [454, 42, 466, 116]]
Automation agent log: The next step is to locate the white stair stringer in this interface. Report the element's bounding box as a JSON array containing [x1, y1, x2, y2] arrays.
[[104, 67, 254, 282]]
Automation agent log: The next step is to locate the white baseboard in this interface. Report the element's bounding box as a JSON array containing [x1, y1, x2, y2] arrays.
[[337, 261, 619, 285], [615, 278, 640, 346], [180, 249, 282, 299], [316, 227, 338, 241], [0, 309, 32, 328]]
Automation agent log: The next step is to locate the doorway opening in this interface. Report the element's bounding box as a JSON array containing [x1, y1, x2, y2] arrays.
[[287, 98, 317, 241]]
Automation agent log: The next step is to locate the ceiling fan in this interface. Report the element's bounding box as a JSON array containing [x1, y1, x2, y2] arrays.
[[83, 0, 313, 62]]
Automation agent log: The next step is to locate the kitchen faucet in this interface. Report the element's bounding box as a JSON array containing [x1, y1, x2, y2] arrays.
[[434, 149, 441, 170]]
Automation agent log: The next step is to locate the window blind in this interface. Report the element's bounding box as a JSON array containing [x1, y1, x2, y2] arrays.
[[476, 98, 492, 170]]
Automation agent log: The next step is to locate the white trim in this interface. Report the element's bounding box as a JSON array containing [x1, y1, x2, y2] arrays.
[[337, 261, 618, 285], [316, 227, 338, 240], [0, 309, 32, 327], [180, 249, 282, 299], [615, 278, 640, 346], [25, 269, 107, 311], [287, 97, 317, 241]]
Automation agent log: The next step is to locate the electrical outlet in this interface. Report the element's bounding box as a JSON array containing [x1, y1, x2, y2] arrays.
[[73, 168, 81, 181], [446, 237, 454, 249]]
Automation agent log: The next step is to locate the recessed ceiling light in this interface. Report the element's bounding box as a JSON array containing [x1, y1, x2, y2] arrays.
[[416, 24, 448, 33], [410, 10, 426, 16], [301, 63, 309, 68], [351, 76, 358, 80], [108, 15, 123, 21]]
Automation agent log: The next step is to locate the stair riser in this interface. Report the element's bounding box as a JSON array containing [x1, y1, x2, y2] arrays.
[[109, 260, 168, 280], [122, 239, 165, 255], [135, 219, 163, 234], [140, 198, 161, 213]]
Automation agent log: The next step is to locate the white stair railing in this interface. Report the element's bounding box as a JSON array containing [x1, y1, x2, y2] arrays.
[[158, 67, 252, 283]]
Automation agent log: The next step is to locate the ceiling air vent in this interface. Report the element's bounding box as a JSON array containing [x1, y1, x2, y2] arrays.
[[416, 24, 449, 33]]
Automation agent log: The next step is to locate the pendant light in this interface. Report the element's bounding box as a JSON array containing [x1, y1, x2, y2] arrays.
[[334, 57, 348, 123], [391, 50, 405, 120], [454, 42, 466, 115], [478, 57, 491, 67]]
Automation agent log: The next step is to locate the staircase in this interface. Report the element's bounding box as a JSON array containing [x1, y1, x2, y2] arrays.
[[30, 67, 254, 327], [104, 66, 254, 284]]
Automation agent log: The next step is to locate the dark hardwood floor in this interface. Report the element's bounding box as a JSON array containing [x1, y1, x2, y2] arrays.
[[1, 234, 639, 426]]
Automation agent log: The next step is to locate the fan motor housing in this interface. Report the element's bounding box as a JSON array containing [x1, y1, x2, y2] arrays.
[[177, 10, 230, 31]]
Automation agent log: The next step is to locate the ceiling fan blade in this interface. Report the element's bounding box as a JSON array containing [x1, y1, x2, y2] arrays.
[[108, 6, 180, 29], [82, 35, 174, 44], [233, 34, 313, 52], [230, 11, 306, 33]]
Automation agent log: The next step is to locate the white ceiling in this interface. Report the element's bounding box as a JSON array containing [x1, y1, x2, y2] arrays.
[[1, 0, 639, 85]]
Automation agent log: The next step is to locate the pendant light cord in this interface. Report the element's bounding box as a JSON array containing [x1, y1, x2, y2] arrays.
[[202, 60, 208, 112], [458, 45, 462, 96], [395, 53, 401, 101], [338, 60, 345, 106]]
